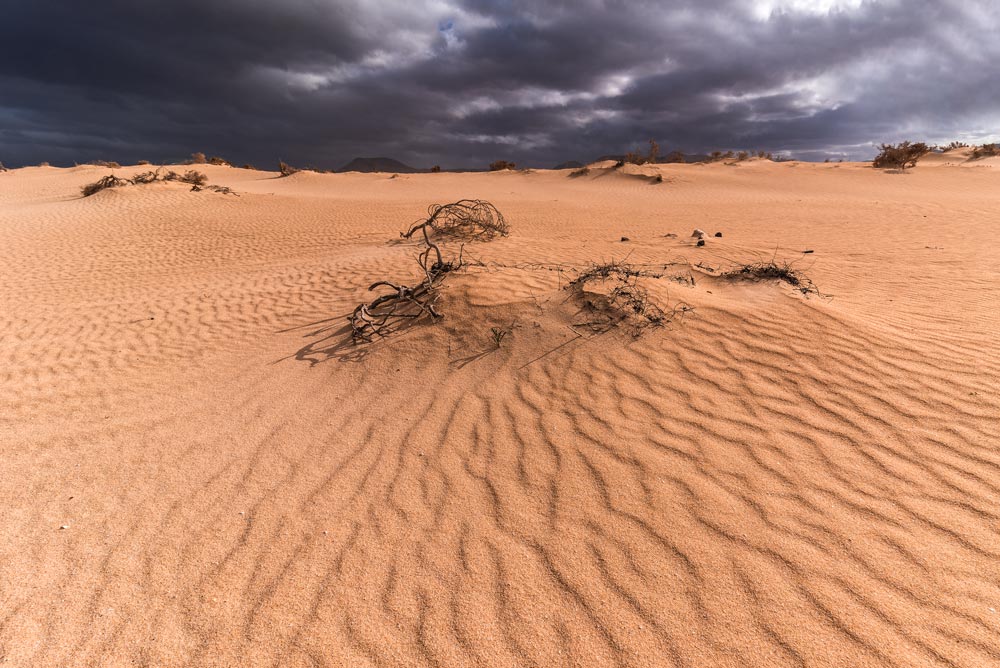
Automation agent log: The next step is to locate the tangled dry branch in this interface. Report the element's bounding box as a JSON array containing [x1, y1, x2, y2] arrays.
[[566, 260, 692, 334], [718, 260, 822, 296], [401, 199, 509, 241], [350, 223, 464, 342]]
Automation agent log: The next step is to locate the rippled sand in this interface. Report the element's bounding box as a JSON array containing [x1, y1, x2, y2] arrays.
[[1, 156, 998, 666]]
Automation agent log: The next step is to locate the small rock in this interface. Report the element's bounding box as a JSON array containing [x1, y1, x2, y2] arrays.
[[664, 233, 678, 238], [803, 249, 814, 254], [696, 239, 706, 247], [620, 236, 630, 242], [691, 229, 706, 239], [714, 232, 722, 238], [60, 525, 69, 530]]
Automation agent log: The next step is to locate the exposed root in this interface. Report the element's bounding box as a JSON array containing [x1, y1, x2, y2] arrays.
[[401, 199, 509, 241]]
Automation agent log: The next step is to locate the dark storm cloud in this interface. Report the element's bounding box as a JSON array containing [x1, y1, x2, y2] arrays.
[[1, 0, 997, 168]]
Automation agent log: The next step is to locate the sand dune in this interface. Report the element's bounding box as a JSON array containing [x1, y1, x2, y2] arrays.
[[1, 160, 999, 666]]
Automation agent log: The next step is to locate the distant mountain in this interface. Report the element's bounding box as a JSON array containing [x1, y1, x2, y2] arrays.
[[553, 160, 584, 169], [338, 157, 422, 173]]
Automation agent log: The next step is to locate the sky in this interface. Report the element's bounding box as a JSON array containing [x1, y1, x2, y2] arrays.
[[1, 0, 997, 168]]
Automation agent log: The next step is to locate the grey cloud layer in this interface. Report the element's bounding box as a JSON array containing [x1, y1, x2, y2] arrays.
[[1, 0, 997, 167]]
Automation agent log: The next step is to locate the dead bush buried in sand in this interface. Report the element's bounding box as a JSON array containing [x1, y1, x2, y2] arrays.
[[566, 260, 692, 335], [719, 260, 820, 296], [81, 169, 210, 196], [351, 200, 508, 342]]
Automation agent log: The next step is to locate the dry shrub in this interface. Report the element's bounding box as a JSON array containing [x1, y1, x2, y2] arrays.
[[970, 143, 1000, 160], [278, 161, 300, 177], [567, 260, 689, 335], [81, 175, 131, 197], [719, 260, 819, 296], [88, 160, 121, 168], [352, 200, 509, 343], [489, 160, 516, 171], [569, 166, 590, 177], [82, 168, 209, 197], [944, 141, 968, 152], [241, 164, 257, 170], [39, 162, 50, 167], [188, 152, 207, 164], [207, 156, 230, 166], [137, 160, 151, 165], [430, 165, 442, 173], [191, 184, 237, 195], [624, 139, 660, 165], [872, 141, 929, 169], [401, 199, 509, 241], [663, 150, 686, 163], [0, 162, 7, 172]]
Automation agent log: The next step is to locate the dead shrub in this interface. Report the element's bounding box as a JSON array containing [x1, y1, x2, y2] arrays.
[[430, 165, 442, 173], [0, 162, 7, 172], [566, 260, 689, 335], [872, 141, 928, 169], [188, 152, 207, 165], [944, 141, 968, 152], [137, 160, 151, 165], [207, 156, 230, 166], [81, 174, 131, 197], [401, 199, 509, 241], [278, 161, 300, 177], [88, 160, 121, 168], [663, 150, 686, 164], [191, 184, 237, 195], [569, 166, 590, 177], [719, 260, 819, 296], [241, 164, 257, 170], [489, 160, 516, 171], [82, 168, 209, 197]]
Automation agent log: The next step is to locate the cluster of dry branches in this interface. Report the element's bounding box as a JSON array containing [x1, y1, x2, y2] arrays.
[[401, 199, 509, 241], [81, 168, 209, 197], [350, 200, 508, 342], [718, 259, 821, 296], [566, 260, 692, 334]]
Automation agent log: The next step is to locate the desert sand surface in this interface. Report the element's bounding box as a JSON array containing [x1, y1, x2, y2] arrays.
[[1, 157, 999, 667]]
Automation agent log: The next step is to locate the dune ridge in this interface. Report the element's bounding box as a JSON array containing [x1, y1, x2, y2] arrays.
[[1, 161, 998, 666]]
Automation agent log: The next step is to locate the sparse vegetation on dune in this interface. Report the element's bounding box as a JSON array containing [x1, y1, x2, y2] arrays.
[[188, 152, 207, 165], [872, 141, 929, 169], [489, 160, 516, 171], [81, 168, 210, 197], [943, 141, 968, 152], [87, 160, 121, 168], [970, 143, 1000, 160], [137, 160, 151, 165]]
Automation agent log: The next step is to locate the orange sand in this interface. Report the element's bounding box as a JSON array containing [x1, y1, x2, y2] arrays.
[[1, 157, 998, 667]]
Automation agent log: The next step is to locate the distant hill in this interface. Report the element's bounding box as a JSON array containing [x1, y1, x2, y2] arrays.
[[338, 157, 422, 173]]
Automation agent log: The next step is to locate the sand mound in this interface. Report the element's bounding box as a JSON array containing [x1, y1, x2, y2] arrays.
[[1, 163, 999, 666]]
